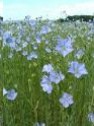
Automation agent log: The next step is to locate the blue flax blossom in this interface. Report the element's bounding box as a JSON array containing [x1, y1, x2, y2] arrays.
[[3, 88, 17, 101], [49, 71, 65, 84], [27, 51, 38, 60], [59, 92, 74, 108], [22, 41, 28, 48], [29, 20, 36, 27], [3, 31, 16, 48], [68, 61, 88, 78], [40, 25, 51, 34], [42, 64, 65, 83], [41, 75, 53, 94], [41, 64, 65, 93], [88, 112, 94, 123], [55, 37, 73, 57], [6, 89, 17, 101], [75, 49, 84, 59], [35, 35, 41, 43], [42, 64, 53, 73]]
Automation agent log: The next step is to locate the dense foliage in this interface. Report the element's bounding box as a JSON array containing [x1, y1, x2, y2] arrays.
[[57, 15, 94, 22], [1, 17, 94, 126]]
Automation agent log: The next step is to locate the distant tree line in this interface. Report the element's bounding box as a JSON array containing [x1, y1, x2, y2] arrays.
[[57, 15, 94, 22], [0, 16, 3, 21]]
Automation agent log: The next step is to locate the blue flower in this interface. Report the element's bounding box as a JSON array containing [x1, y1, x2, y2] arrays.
[[29, 20, 36, 27], [27, 51, 38, 60], [88, 112, 94, 123], [35, 35, 41, 43], [4, 89, 17, 101], [59, 92, 74, 108], [22, 41, 28, 48], [68, 61, 88, 78], [40, 25, 51, 34], [42, 64, 53, 73], [55, 37, 73, 57], [75, 49, 84, 59], [3, 32, 13, 43], [3, 31, 16, 48], [42, 64, 65, 92], [40, 75, 53, 94], [49, 71, 65, 84]]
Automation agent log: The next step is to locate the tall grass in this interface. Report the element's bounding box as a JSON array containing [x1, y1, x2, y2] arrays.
[[1, 19, 94, 126]]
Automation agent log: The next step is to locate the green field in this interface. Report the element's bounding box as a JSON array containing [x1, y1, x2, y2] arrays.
[[1, 19, 94, 126]]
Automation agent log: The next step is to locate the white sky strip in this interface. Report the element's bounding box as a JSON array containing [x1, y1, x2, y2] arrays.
[[3, 1, 94, 20], [0, 1, 3, 16]]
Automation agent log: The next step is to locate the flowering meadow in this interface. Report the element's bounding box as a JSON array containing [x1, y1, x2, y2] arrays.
[[1, 17, 94, 126]]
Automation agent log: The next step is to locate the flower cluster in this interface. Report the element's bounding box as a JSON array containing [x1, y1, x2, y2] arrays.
[[41, 64, 65, 94]]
